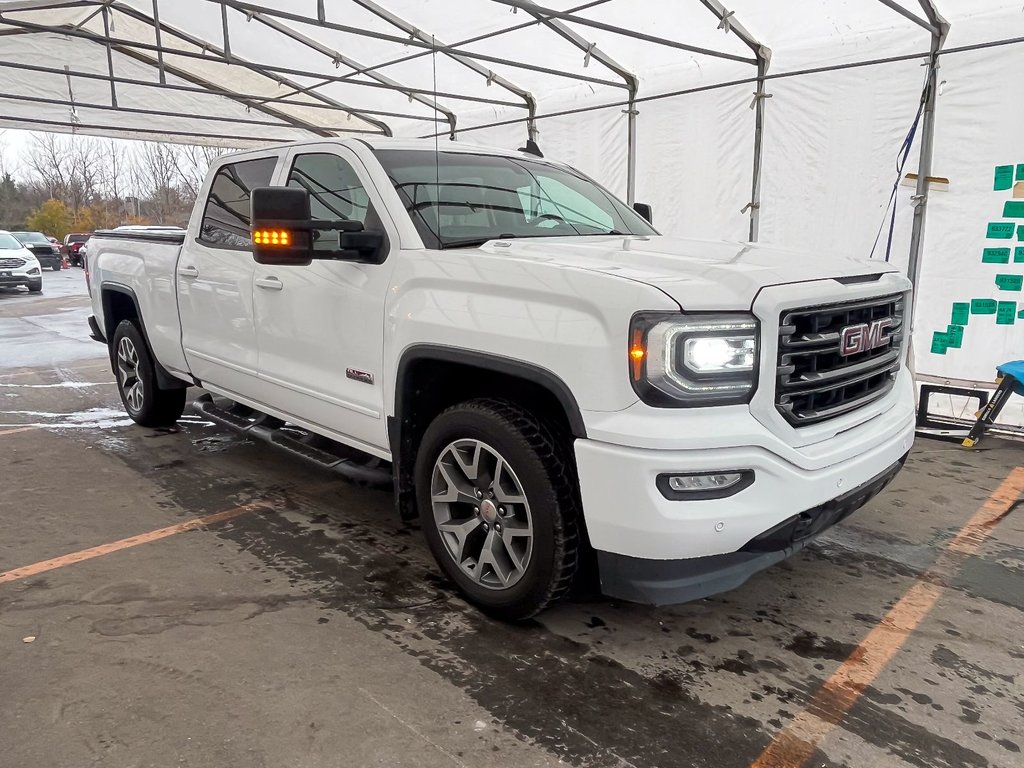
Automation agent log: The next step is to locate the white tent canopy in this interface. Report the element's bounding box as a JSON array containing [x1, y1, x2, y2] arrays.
[[0, 0, 1022, 424]]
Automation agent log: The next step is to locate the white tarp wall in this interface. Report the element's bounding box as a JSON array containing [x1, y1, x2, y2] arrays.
[[0, 0, 1020, 424]]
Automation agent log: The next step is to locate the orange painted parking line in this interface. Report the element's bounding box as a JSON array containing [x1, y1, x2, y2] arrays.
[[0, 426, 40, 437], [0, 501, 266, 586], [751, 466, 1024, 768]]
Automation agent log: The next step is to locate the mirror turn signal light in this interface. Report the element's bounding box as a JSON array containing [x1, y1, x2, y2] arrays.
[[253, 229, 292, 246]]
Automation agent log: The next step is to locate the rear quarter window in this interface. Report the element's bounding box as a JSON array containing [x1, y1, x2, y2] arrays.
[[198, 157, 278, 248]]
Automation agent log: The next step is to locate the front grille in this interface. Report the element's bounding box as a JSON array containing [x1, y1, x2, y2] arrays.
[[0, 257, 25, 268], [776, 293, 904, 426]]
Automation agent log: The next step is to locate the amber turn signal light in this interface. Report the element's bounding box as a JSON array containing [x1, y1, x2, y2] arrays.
[[253, 229, 292, 246]]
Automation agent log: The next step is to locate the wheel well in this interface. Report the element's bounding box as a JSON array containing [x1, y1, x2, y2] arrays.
[[391, 351, 585, 522], [101, 288, 139, 343]]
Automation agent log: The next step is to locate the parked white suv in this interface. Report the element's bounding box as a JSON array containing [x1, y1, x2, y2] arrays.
[[0, 230, 43, 293], [86, 138, 914, 619]]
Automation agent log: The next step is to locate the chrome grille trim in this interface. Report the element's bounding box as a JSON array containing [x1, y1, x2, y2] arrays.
[[0, 257, 26, 268], [776, 293, 904, 426]]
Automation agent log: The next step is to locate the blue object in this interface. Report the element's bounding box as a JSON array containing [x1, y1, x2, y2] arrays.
[[997, 360, 1024, 395]]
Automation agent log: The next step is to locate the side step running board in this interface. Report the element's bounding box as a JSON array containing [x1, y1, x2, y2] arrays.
[[192, 394, 392, 489]]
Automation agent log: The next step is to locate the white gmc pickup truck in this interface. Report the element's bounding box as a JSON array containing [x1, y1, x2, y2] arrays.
[[87, 137, 914, 619]]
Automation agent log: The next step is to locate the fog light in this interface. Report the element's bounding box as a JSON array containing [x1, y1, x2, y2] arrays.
[[657, 470, 754, 500], [668, 473, 742, 492]]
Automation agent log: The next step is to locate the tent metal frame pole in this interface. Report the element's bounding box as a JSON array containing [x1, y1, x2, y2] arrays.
[[0, 8, 398, 135], [208, 0, 624, 90], [0, 88, 407, 132], [0, 13, 532, 110], [100, 4, 117, 107], [333, 0, 610, 85], [0, 113, 331, 142], [493, 0, 757, 64], [907, 2, 950, 293], [150, 0, 165, 83], [0, 58, 442, 122], [344, 0, 541, 141], [513, 0, 638, 198], [699, 1, 771, 241], [876, 0, 936, 33], [237, 8, 458, 138]]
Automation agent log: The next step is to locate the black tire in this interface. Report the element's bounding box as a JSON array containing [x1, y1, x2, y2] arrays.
[[27, 280, 42, 293], [111, 319, 186, 428], [415, 398, 580, 621]]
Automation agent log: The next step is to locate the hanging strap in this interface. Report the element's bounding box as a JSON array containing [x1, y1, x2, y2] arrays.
[[869, 67, 931, 262]]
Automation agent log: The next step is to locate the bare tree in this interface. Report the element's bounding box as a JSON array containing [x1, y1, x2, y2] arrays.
[[174, 144, 226, 199]]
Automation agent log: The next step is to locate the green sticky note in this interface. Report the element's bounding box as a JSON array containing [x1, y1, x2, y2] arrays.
[[931, 331, 949, 355], [951, 302, 970, 325], [995, 165, 1014, 190], [997, 301, 1017, 324], [1019, 309, 1024, 319], [1016, 247, 1024, 263], [983, 247, 1011, 263], [972, 298, 998, 314], [988, 222, 1016, 239], [995, 273, 1024, 291], [946, 324, 964, 348], [1003, 201, 1024, 218], [1019, 225, 1024, 241], [1018, 164, 1024, 182]]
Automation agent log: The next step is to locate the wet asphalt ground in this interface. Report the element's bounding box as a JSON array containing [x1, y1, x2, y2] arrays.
[[1, 269, 1023, 768]]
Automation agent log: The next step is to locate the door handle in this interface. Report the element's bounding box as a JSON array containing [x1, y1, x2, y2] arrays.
[[179, 265, 199, 279], [255, 276, 284, 291]]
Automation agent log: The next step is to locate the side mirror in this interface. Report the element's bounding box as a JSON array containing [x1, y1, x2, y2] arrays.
[[632, 202, 653, 224], [251, 186, 313, 266], [250, 186, 387, 265]]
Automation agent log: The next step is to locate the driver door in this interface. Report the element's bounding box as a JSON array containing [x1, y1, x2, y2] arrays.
[[251, 145, 398, 456]]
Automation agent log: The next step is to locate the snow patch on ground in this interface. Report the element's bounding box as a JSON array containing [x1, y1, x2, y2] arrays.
[[0, 407, 134, 430], [0, 381, 113, 389]]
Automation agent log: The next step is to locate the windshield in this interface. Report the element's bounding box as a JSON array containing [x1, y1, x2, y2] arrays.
[[0, 233, 24, 250], [13, 231, 48, 244], [68, 234, 89, 243], [373, 149, 657, 248]]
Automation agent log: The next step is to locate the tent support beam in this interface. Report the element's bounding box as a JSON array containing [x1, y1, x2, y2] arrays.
[[333, 0, 610, 86], [698, 1, 771, 240], [493, 0, 757, 64], [0, 58, 441, 123], [237, 8, 458, 138], [100, 4, 116, 107], [209, 1, 622, 91], [344, 0, 539, 141], [150, 0, 165, 83], [512, 0, 638, 199], [907, 3, 950, 293], [876, 0, 936, 34]]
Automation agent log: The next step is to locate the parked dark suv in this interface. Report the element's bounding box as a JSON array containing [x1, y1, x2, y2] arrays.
[[63, 232, 90, 267], [13, 231, 62, 271]]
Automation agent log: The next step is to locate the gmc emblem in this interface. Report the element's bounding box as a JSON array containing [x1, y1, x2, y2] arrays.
[[839, 318, 893, 356]]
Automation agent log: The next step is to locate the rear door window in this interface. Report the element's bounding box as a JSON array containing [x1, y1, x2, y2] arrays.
[[199, 157, 278, 248]]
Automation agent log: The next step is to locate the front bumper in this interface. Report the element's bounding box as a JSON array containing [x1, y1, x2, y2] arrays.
[[0, 272, 39, 288], [595, 456, 906, 604], [574, 372, 915, 604]]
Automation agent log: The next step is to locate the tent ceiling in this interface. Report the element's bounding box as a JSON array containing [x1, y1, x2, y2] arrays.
[[0, 0, 944, 146]]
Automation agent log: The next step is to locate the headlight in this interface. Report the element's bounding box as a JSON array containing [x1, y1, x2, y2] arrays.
[[629, 312, 759, 406]]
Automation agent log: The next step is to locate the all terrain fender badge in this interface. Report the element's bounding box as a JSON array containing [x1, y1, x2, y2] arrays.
[[346, 368, 374, 385]]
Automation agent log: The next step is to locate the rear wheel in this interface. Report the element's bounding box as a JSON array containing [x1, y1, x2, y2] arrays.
[[112, 319, 186, 428], [415, 399, 580, 621]]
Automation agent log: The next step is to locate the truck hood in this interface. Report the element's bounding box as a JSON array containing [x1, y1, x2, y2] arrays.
[[476, 235, 899, 310]]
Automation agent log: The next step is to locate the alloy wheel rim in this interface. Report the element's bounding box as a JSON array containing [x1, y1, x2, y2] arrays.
[[116, 336, 144, 414], [430, 439, 534, 590]]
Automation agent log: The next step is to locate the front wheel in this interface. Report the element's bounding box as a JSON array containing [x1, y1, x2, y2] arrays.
[[111, 320, 186, 428], [27, 280, 41, 293], [415, 399, 580, 621]]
